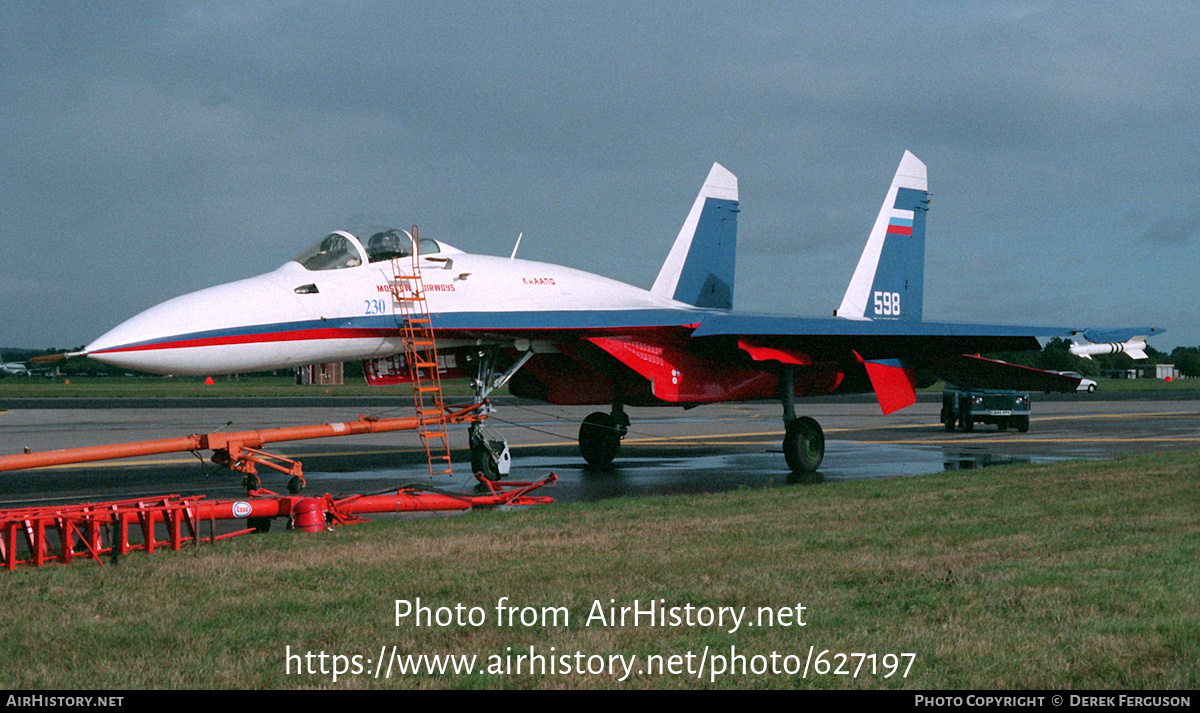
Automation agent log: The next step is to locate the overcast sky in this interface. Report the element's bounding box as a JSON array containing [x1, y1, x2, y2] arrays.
[[2, 2, 1196, 353]]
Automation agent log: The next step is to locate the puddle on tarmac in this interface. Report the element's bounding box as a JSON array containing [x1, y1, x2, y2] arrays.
[[300, 440, 1087, 505]]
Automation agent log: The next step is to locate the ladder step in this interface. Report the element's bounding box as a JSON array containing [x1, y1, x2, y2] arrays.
[[394, 260, 453, 477]]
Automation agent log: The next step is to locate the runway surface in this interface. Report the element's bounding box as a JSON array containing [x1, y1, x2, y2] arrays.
[[2, 395, 1198, 509]]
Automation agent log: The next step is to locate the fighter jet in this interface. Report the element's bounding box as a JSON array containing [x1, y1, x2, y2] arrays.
[[79, 152, 1162, 476]]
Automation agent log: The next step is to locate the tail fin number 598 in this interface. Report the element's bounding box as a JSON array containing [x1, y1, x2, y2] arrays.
[[873, 291, 901, 317]]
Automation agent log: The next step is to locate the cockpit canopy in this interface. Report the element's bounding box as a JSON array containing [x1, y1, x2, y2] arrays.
[[293, 228, 443, 271]]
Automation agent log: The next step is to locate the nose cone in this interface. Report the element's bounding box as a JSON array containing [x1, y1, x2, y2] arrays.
[[85, 271, 307, 376], [85, 294, 206, 375]]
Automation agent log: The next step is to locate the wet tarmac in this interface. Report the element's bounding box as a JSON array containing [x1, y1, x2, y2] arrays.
[[1, 395, 1198, 509]]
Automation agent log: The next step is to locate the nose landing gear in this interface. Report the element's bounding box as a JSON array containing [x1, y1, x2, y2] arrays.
[[469, 421, 511, 481]]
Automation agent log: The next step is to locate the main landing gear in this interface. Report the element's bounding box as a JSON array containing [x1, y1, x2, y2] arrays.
[[578, 404, 630, 469], [465, 351, 826, 477], [577, 372, 826, 475], [779, 370, 825, 473]]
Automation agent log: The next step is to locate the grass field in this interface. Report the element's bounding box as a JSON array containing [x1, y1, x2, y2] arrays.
[[1, 451, 1196, 689]]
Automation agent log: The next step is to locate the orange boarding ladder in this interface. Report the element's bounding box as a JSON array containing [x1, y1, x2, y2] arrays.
[[390, 226, 453, 477]]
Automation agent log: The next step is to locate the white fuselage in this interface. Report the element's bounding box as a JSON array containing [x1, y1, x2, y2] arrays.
[[85, 243, 701, 376]]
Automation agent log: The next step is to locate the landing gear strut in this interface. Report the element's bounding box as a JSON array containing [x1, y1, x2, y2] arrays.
[[780, 370, 825, 473], [578, 403, 629, 468], [466, 347, 532, 479]]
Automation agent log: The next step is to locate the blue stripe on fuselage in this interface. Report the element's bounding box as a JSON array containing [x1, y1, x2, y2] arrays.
[[93, 309, 711, 353]]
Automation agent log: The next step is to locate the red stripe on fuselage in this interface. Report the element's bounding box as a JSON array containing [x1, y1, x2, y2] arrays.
[[92, 328, 390, 354], [885, 225, 913, 235]]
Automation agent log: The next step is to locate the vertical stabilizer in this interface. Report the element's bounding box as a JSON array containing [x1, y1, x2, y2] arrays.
[[836, 150, 930, 321], [652, 163, 739, 309]]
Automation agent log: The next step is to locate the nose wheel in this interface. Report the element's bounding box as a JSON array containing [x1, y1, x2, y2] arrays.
[[469, 422, 511, 480]]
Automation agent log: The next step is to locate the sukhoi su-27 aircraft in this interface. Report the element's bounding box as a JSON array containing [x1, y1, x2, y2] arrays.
[[80, 152, 1162, 477]]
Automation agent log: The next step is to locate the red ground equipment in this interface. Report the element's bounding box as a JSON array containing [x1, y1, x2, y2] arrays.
[[0, 474, 556, 570]]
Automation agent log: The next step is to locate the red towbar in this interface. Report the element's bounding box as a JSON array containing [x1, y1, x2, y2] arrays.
[[0, 402, 487, 490]]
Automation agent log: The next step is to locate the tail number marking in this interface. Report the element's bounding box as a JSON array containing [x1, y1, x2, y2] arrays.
[[873, 291, 901, 317], [364, 298, 388, 315]]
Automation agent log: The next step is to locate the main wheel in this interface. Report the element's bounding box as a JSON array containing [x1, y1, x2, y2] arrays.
[[579, 411, 622, 468], [942, 407, 956, 431], [1015, 416, 1030, 433], [783, 417, 824, 473]]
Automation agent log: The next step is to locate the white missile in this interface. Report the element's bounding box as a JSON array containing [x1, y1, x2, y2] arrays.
[[1069, 337, 1148, 360]]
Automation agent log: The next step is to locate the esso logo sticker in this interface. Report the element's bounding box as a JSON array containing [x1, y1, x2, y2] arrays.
[[232, 502, 253, 518]]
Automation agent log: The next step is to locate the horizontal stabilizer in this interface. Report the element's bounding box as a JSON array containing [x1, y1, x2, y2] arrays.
[[934, 354, 1081, 393]]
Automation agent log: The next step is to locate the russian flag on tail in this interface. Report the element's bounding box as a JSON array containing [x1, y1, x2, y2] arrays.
[[886, 209, 914, 236]]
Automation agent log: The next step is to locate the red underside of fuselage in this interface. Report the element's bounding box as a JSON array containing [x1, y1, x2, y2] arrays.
[[504, 333, 845, 407]]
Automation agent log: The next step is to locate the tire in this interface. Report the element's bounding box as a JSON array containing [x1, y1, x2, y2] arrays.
[[471, 443, 501, 480], [942, 407, 956, 432], [783, 417, 825, 473], [579, 412, 621, 468], [1016, 416, 1030, 433]]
